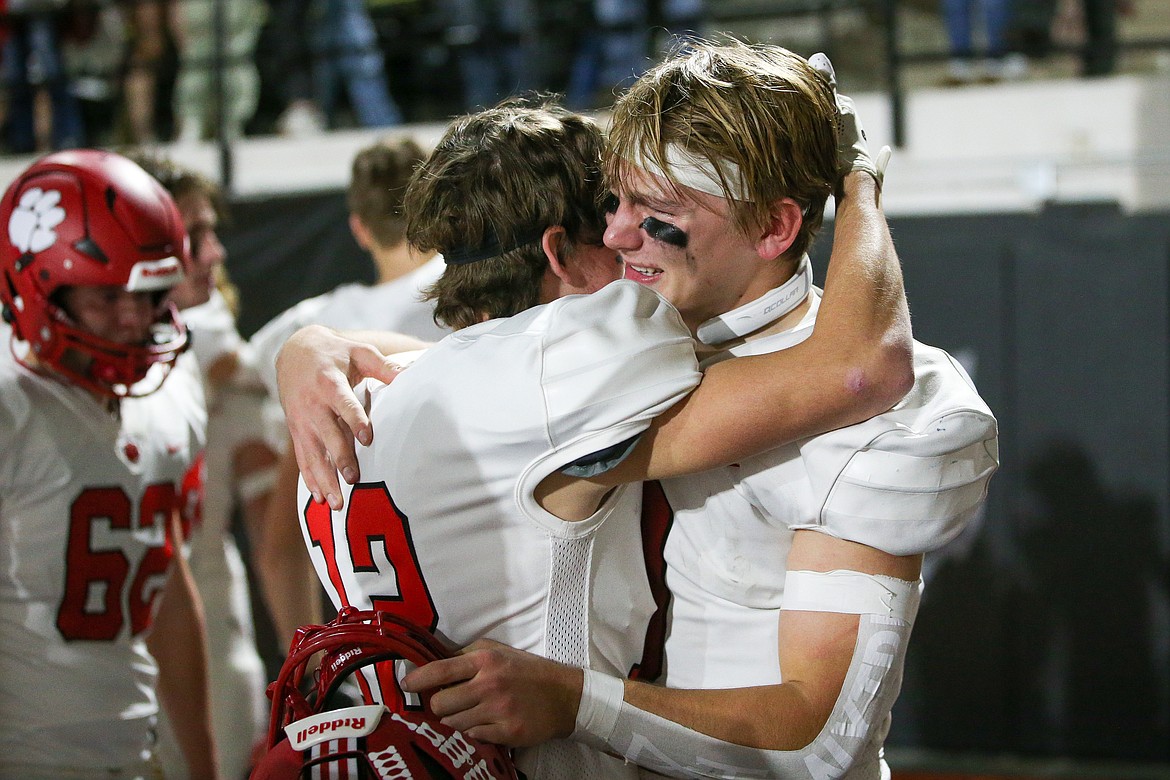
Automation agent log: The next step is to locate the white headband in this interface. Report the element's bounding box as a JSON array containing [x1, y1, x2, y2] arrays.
[[624, 143, 748, 202]]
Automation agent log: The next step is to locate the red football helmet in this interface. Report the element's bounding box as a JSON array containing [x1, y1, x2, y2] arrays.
[[0, 149, 189, 398], [252, 607, 519, 780]]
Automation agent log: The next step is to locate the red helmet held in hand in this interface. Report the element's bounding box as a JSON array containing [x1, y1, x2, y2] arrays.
[[252, 607, 519, 780]]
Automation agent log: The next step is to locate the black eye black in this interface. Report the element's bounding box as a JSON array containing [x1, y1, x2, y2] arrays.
[[602, 192, 619, 214], [640, 217, 688, 249]]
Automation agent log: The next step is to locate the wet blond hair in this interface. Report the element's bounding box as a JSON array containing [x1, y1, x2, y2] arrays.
[[606, 39, 839, 259]]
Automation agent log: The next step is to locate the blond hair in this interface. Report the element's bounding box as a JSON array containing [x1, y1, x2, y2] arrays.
[[606, 39, 839, 258]]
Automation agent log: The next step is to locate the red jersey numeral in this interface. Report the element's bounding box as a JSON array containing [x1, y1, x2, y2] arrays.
[[303, 482, 438, 710], [56, 484, 178, 642]]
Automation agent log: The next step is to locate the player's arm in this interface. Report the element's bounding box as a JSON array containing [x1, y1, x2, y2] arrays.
[[275, 81, 911, 501], [274, 170, 908, 505], [252, 441, 325, 649], [402, 531, 922, 780], [275, 326, 425, 509], [147, 511, 222, 780], [592, 169, 911, 486]]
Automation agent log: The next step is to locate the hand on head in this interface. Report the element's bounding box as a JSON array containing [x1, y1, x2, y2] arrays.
[[808, 52, 892, 190]]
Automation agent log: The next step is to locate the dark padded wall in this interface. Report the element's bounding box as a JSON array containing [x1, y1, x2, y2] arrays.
[[224, 192, 374, 339], [224, 196, 1170, 763]]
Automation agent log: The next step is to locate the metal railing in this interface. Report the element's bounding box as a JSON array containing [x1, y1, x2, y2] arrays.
[[3, 0, 1169, 190]]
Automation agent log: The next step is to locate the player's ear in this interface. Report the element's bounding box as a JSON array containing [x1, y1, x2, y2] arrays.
[[349, 214, 373, 252], [755, 198, 803, 261], [542, 226, 573, 284]]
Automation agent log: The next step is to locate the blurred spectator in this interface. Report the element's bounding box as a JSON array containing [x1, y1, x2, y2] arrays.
[[312, 0, 402, 127], [1053, 0, 1132, 76], [441, 0, 537, 111], [1015, 0, 1131, 77], [61, 0, 126, 147], [940, 0, 1028, 83], [1, 0, 85, 152], [566, 0, 705, 110], [270, 0, 401, 135], [264, 0, 320, 134], [120, 0, 180, 143], [566, 0, 648, 109], [172, 0, 265, 142]]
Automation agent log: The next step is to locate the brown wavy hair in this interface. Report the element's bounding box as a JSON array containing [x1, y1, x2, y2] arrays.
[[407, 95, 609, 330]]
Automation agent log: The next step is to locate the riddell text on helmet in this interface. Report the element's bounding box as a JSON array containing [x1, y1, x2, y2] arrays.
[[286, 704, 384, 750]]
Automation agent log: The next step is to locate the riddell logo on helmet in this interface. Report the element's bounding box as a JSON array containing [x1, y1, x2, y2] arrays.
[[127, 257, 182, 292], [329, 646, 363, 673], [285, 704, 385, 751]]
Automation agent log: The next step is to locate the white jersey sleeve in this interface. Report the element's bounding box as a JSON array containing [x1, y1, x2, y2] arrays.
[[249, 257, 448, 400], [522, 280, 701, 481], [784, 341, 999, 555], [248, 290, 335, 398]]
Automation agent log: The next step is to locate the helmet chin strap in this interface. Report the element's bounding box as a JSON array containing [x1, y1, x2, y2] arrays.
[[696, 254, 813, 346]]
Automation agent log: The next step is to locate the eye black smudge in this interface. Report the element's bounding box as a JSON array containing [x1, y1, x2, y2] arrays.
[[640, 217, 688, 249]]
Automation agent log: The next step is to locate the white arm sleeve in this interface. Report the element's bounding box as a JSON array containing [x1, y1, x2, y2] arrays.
[[247, 293, 333, 399], [573, 573, 922, 780]]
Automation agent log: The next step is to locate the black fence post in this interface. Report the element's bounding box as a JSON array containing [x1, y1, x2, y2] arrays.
[[883, 0, 906, 148]]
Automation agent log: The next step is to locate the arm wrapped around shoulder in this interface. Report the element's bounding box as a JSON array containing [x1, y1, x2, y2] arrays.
[[798, 342, 999, 556]]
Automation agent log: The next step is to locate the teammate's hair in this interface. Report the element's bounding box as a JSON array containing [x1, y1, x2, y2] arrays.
[[128, 149, 227, 223], [407, 95, 608, 330], [128, 150, 241, 315], [348, 136, 427, 249], [606, 38, 839, 260]]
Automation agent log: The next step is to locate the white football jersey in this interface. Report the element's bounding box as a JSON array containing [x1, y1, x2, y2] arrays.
[[0, 346, 206, 771], [299, 281, 701, 780], [250, 254, 448, 399], [660, 288, 998, 778]]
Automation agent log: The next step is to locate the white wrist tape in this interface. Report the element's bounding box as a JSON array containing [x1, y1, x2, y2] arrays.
[[574, 572, 922, 780], [572, 668, 625, 744]]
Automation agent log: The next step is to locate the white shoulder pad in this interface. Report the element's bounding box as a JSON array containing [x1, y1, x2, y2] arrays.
[[536, 280, 700, 459], [799, 341, 999, 555], [248, 292, 334, 398]]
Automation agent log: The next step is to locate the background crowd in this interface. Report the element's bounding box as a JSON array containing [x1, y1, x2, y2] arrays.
[[0, 0, 1148, 155]]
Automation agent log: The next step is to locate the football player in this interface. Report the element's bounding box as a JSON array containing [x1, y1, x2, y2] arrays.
[[281, 45, 998, 780], [395, 45, 999, 780], [132, 152, 278, 780], [0, 150, 219, 779]]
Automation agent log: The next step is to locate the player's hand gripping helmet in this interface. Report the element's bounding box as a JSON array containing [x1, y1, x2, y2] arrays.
[[252, 607, 519, 780], [0, 149, 189, 398]]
